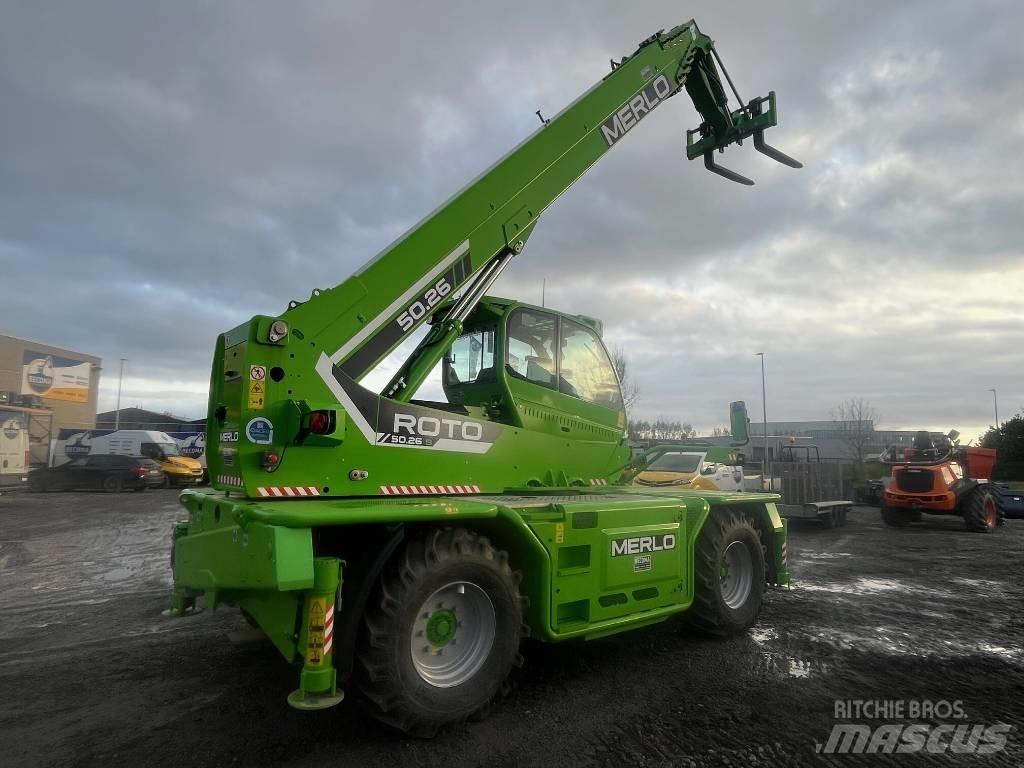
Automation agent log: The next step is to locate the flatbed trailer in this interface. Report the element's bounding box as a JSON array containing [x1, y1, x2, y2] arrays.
[[769, 459, 852, 528]]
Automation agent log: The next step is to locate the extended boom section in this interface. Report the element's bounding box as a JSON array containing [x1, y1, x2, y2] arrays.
[[198, 20, 798, 500], [170, 17, 799, 734]]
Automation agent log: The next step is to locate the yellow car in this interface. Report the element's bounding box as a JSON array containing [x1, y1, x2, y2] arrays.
[[633, 448, 745, 491]]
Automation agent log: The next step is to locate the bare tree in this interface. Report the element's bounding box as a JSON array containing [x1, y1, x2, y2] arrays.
[[831, 398, 879, 473], [611, 346, 640, 413]]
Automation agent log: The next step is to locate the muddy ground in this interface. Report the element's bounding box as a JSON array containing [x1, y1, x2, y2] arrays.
[[1, 490, 1022, 767]]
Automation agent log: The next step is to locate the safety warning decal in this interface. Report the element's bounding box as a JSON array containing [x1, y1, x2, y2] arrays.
[[306, 596, 327, 666], [248, 366, 267, 409]]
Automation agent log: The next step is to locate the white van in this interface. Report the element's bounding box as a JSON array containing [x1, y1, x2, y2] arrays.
[[89, 430, 204, 487], [0, 411, 30, 489]]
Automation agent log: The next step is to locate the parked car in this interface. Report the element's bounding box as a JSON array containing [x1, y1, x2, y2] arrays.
[[994, 483, 1024, 519], [28, 455, 165, 493]]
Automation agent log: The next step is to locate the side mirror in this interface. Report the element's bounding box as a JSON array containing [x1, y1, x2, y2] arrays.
[[730, 401, 749, 445], [947, 429, 960, 442]]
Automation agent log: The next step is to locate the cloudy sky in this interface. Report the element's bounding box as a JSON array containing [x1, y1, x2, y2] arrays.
[[2, 0, 1021, 440]]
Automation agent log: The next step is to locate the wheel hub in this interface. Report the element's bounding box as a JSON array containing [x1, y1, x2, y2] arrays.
[[720, 540, 754, 610], [410, 581, 496, 688], [425, 608, 457, 647]]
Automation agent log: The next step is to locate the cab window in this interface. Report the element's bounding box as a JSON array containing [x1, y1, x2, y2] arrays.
[[447, 328, 496, 385], [558, 319, 623, 410], [506, 309, 557, 390]]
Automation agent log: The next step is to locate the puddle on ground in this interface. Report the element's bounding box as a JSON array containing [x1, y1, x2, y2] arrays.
[[793, 578, 953, 599], [801, 552, 854, 560], [757, 651, 829, 679], [976, 643, 1023, 661], [749, 626, 778, 645], [952, 577, 1006, 590]]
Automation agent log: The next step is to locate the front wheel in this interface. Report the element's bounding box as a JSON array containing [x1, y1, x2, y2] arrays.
[[964, 487, 1000, 533], [881, 507, 914, 527], [687, 510, 765, 637], [102, 476, 123, 493], [356, 528, 524, 737]]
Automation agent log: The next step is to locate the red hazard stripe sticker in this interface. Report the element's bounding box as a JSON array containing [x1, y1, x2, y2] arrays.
[[256, 486, 321, 497], [324, 604, 334, 655], [379, 484, 481, 495]]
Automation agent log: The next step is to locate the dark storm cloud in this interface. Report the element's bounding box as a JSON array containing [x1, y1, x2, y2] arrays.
[[1, 0, 1021, 433]]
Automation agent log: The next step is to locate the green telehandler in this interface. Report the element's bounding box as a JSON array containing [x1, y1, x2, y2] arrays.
[[169, 19, 801, 735]]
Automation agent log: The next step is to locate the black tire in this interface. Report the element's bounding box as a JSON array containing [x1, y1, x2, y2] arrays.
[[964, 487, 1000, 533], [356, 528, 524, 737], [102, 475, 123, 493], [822, 509, 838, 529], [28, 476, 48, 493], [881, 507, 913, 527], [687, 510, 765, 637]]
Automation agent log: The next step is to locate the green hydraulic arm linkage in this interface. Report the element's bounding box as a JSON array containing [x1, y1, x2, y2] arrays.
[[170, 19, 798, 734]]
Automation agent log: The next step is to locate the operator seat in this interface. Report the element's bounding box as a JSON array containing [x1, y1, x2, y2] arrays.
[[912, 430, 936, 459], [912, 431, 933, 451]]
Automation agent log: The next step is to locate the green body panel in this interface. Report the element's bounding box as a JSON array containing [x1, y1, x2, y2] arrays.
[[174, 486, 785, 661]]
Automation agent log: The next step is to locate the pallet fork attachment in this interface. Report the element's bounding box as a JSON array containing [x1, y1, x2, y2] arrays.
[[687, 91, 802, 185]]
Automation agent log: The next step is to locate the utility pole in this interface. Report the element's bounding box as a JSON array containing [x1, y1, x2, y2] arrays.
[[756, 352, 768, 488], [989, 388, 999, 428], [115, 358, 126, 430], [541, 278, 546, 308]]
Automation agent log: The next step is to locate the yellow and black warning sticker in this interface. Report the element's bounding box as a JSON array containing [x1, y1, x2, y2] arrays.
[[248, 379, 265, 410], [305, 596, 327, 666]]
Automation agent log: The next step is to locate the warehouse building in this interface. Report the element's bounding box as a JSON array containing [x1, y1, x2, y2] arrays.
[[0, 333, 101, 467]]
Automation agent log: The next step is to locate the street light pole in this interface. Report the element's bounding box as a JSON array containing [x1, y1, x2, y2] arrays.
[[115, 358, 126, 430], [756, 352, 768, 487], [989, 388, 999, 428]]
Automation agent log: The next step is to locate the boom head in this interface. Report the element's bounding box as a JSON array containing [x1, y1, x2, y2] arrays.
[[681, 26, 802, 184]]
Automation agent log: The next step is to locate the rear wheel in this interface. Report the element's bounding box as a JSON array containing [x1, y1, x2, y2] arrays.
[[964, 487, 1000, 533], [356, 528, 524, 737], [881, 507, 913, 527], [102, 475, 123, 493], [688, 510, 765, 637]]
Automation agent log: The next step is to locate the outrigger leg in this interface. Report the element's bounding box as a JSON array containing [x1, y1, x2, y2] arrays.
[[287, 557, 345, 710]]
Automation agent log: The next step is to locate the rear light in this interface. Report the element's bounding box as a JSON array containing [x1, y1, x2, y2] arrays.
[[306, 409, 335, 435], [131, 466, 148, 477], [261, 451, 280, 468]]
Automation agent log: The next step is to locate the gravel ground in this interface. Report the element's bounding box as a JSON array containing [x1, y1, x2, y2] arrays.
[[1, 490, 1021, 767]]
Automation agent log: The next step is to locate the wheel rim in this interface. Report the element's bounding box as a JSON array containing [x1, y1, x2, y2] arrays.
[[720, 540, 754, 610], [984, 497, 997, 527], [410, 581, 496, 688]]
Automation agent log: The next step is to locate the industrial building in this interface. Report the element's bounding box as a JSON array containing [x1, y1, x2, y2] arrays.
[[746, 420, 941, 462], [0, 333, 101, 468]]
